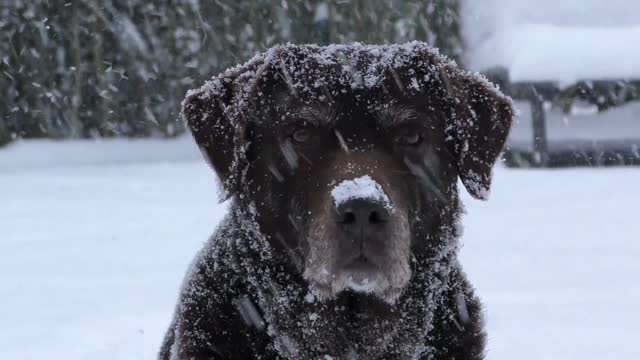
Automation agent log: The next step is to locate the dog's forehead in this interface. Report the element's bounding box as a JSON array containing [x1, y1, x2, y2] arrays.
[[268, 85, 438, 132], [248, 43, 452, 130], [281, 98, 418, 127], [268, 50, 425, 99]]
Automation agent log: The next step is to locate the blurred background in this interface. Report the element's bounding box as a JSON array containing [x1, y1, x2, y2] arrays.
[[2, 0, 639, 167], [1, 1, 639, 360], [0, 0, 466, 144]]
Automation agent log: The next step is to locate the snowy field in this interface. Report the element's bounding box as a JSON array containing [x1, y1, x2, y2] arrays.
[[1, 138, 639, 360]]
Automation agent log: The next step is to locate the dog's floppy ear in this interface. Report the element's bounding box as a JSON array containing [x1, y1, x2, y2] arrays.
[[442, 67, 514, 200], [182, 78, 245, 200]]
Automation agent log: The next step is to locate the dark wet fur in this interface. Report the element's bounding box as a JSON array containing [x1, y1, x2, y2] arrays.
[[159, 43, 512, 360]]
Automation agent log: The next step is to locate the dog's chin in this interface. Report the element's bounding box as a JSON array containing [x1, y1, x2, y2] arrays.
[[304, 264, 409, 305]]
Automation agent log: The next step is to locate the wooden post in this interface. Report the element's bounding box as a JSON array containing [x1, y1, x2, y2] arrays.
[[529, 85, 549, 167]]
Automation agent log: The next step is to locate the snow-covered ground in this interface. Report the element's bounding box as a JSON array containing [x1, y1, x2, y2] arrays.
[[1, 138, 639, 360]]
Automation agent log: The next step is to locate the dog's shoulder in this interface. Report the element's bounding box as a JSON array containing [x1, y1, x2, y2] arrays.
[[163, 215, 276, 359]]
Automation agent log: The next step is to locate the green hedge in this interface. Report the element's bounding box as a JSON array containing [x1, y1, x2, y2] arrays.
[[0, 0, 462, 144]]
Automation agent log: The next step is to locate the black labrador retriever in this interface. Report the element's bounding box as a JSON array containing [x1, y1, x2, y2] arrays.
[[160, 42, 513, 360]]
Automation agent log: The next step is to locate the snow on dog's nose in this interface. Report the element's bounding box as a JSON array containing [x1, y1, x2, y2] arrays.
[[332, 176, 394, 249], [328, 176, 400, 294], [305, 172, 412, 304], [330, 175, 394, 213]]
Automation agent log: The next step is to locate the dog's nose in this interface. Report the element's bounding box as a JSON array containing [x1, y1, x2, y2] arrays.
[[336, 199, 390, 229]]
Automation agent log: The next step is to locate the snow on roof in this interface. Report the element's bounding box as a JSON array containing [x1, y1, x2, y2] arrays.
[[470, 24, 640, 85], [462, 0, 640, 85]]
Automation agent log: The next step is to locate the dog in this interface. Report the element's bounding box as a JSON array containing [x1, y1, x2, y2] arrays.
[[159, 42, 513, 360]]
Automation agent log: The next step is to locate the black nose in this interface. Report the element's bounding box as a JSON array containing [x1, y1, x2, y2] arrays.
[[336, 199, 390, 228]]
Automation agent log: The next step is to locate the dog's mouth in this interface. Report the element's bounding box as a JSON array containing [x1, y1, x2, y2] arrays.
[[305, 256, 407, 304], [303, 209, 413, 304], [341, 255, 381, 292], [343, 254, 376, 271]]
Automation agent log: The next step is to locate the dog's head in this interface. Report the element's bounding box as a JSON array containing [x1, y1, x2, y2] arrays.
[[183, 43, 513, 303]]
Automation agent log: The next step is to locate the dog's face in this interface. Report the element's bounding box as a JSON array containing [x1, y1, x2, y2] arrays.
[[248, 84, 464, 302], [183, 44, 513, 303]]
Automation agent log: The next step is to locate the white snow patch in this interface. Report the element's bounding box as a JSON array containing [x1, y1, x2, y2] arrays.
[[346, 277, 378, 293], [330, 175, 393, 211], [462, 1, 640, 84], [2, 138, 639, 360], [461, 171, 490, 201], [313, 3, 328, 22], [508, 25, 640, 84], [0, 136, 200, 172], [304, 292, 315, 303]]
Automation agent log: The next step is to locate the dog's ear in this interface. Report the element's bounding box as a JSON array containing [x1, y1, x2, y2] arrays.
[[443, 67, 514, 200], [182, 79, 245, 200]]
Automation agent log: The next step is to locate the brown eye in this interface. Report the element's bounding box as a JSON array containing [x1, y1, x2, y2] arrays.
[[292, 128, 311, 143], [396, 132, 422, 146]]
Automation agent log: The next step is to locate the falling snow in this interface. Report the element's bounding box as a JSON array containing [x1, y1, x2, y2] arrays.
[[2, 2, 638, 360]]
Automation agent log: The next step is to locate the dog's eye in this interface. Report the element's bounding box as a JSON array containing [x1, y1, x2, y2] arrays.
[[396, 133, 422, 146], [292, 128, 312, 144]]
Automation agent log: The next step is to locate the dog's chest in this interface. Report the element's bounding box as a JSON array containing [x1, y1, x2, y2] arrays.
[[248, 288, 438, 360]]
